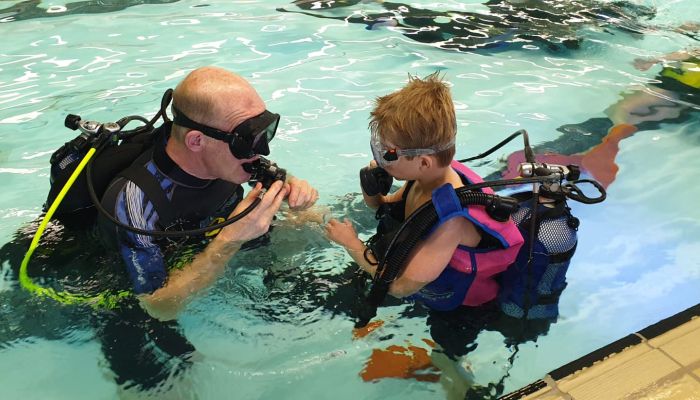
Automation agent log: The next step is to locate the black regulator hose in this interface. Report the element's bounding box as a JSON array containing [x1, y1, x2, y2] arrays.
[[355, 189, 519, 328], [459, 129, 527, 163]]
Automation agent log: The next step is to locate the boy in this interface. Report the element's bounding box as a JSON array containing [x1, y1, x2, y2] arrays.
[[325, 72, 524, 355], [325, 73, 525, 397]]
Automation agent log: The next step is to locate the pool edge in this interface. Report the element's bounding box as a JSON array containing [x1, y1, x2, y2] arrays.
[[499, 302, 700, 399]]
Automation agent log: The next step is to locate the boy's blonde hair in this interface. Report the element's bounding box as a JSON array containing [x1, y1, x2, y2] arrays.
[[369, 72, 457, 167]]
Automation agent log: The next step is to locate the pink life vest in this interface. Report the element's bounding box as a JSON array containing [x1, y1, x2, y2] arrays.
[[408, 161, 524, 309]]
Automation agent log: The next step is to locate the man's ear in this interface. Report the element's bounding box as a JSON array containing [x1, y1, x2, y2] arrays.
[[184, 130, 205, 152]]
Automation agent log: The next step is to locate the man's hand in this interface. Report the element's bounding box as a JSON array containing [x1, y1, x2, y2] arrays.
[[217, 181, 289, 243], [140, 181, 288, 321], [286, 176, 319, 210]]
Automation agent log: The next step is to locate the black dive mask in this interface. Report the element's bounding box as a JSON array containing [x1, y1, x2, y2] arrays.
[[172, 104, 279, 159]]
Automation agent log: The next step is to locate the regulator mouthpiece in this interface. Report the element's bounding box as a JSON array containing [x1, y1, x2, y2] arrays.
[[359, 166, 393, 196]]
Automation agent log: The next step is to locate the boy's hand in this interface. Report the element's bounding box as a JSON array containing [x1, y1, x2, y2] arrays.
[[325, 218, 363, 250]]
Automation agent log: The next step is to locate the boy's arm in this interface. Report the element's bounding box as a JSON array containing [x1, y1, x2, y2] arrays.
[[326, 215, 480, 298], [343, 239, 380, 277], [325, 218, 379, 275]]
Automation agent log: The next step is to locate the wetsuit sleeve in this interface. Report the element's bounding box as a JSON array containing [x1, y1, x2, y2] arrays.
[[113, 180, 167, 294]]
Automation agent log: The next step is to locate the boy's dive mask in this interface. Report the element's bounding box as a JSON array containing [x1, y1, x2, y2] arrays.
[[370, 130, 455, 168], [172, 103, 280, 160]]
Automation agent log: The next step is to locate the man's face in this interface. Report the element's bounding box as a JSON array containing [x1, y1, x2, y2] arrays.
[[212, 141, 259, 184], [204, 98, 267, 184]]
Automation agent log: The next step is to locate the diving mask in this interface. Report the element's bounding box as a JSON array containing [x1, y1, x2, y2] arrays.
[[172, 104, 279, 159], [369, 131, 455, 168]]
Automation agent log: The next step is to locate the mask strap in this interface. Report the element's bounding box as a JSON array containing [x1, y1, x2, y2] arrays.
[[160, 89, 173, 123], [171, 104, 231, 142]]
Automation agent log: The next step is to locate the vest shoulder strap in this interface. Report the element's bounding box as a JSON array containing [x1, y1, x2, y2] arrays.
[[118, 163, 177, 228], [432, 183, 469, 223]]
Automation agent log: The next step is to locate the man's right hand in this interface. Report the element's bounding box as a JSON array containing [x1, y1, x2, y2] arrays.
[[217, 180, 289, 243]]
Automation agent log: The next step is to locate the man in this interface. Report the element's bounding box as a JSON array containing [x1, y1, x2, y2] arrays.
[[100, 66, 319, 321], [94, 66, 318, 391]]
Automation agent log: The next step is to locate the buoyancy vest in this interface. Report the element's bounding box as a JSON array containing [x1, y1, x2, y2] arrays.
[[367, 161, 525, 311], [99, 122, 243, 240], [498, 191, 579, 320]]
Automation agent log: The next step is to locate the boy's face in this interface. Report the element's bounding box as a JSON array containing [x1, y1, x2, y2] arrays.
[[382, 154, 420, 182]]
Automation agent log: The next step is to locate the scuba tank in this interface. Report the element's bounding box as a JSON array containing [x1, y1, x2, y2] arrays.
[[498, 179, 581, 320], [46, 114, 157, 222]]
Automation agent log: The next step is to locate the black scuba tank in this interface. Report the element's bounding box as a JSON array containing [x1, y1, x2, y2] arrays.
[[45, 125, 157, 223]]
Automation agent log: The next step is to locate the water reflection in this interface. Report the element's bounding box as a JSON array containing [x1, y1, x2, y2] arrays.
[[0, 0, 180, 23], [279, 0, 657, 53], [0, 222, 193, 394]]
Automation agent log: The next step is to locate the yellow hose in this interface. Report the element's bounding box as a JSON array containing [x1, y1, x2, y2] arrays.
[[19, 147, 130, 308]]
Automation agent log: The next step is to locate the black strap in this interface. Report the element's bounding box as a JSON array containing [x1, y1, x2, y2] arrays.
[[521, 198, 567, 231], [118, 164, 177, 228], [549, 242, 577, 264]]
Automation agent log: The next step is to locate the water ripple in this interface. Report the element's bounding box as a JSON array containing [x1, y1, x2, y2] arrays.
[[0, 1, 699, 398]]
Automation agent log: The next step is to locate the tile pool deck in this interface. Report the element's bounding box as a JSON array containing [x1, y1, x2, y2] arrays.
[[501, 303, 700, 400]]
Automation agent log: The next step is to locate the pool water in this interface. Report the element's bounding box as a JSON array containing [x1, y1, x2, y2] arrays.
[[1, 0, 699, 399]]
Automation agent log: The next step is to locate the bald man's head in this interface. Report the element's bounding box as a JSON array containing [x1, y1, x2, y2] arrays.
[[171, 66, 265, 140]]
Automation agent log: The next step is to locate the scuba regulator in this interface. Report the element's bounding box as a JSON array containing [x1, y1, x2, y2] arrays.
[[245, 157, 287, 190], [359, 165, 393, 196]]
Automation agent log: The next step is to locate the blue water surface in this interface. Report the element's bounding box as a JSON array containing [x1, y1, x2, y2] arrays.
[[1, 0, 699, 399]]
